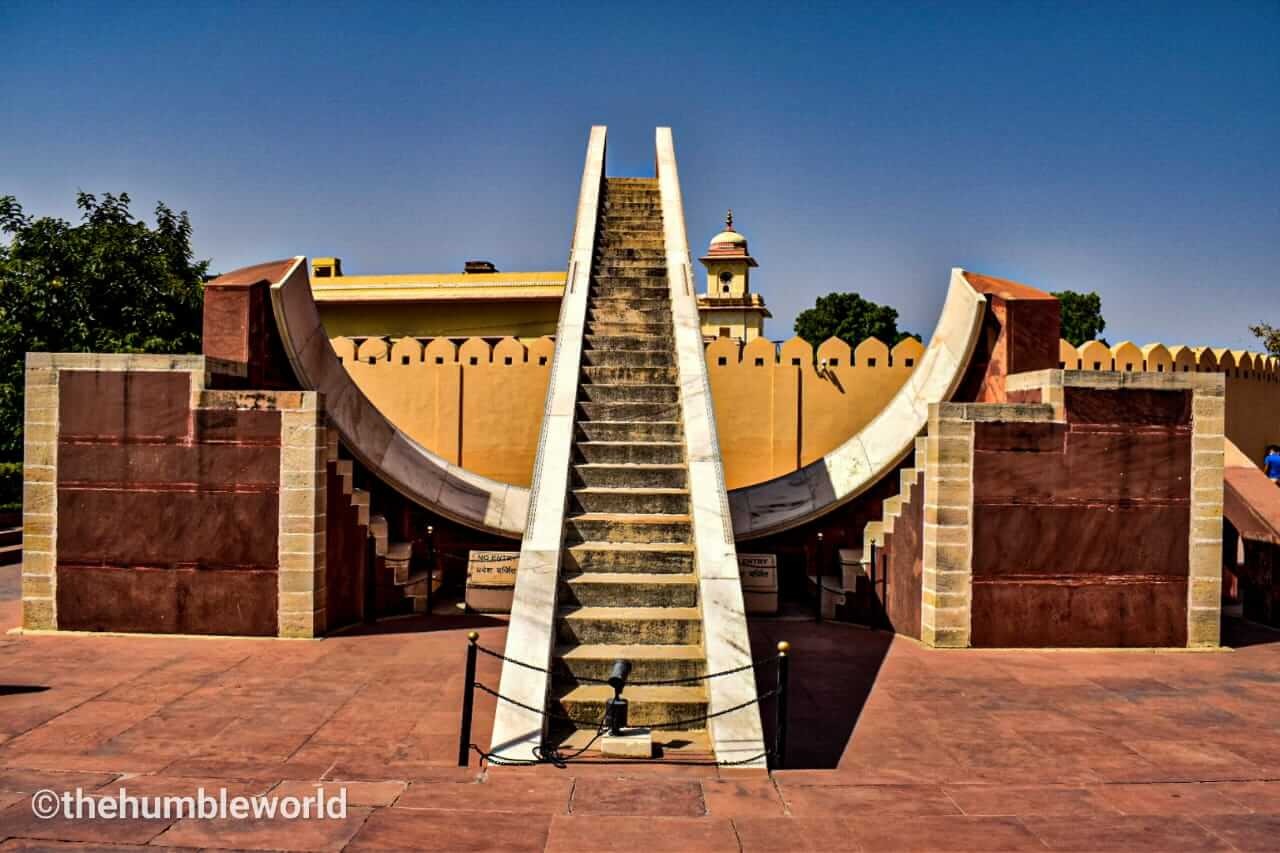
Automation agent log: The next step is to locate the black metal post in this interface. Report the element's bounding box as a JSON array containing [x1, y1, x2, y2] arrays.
[[363, 534, 378, 624], [424, 524, 435, 616], [815, 533, 825, 624], [774, 640, 790, 770], [458, 631, 479, 766]]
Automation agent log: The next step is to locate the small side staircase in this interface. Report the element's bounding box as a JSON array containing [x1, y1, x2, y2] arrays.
[[857, 437, 929, 581], [324, 432, 440, 621], [809, 437, 929, 620]]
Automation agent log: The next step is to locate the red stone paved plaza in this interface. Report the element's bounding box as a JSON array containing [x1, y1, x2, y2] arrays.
[[2, 569, 1280, 851]]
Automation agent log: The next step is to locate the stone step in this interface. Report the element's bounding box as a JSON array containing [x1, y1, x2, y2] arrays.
[[576, 384, 678, 405], [0, 527, 21, 549], [556, 606, 703, 645], [402, 569, 442, 598], [595, 247, 667, 262], [589, 289, 671, 303], [564, 542, 695, 574], [351, 489, 371, 527], [571, 462, 687, 489], [585, 306, 671, 325], [604, 200, 661, 211], [552, 727, 712, 756], [573, 441, 683, 465], [570, 486, 689, 515], [552, 681, 706, 727], [595, 265, 668, 278], [597, 223, 665, 237], [387, 542, 414, 583], [576, 401, 681, 423], [598, 235, 666, 249], [579, 366, 678, 389], [599, 224, 663, 237], [587, 297, 669, 314], [580, 349, 672, 368], [584, 322, 673, 339], [565, 513, 691, 545], [574, 420, 681, 442], [552, 684, 706, 729], [553, 643, 706, 683], [559, 572, 698, 607], [0, 542, 21, 567], [591, 275, 669, 289], [583, 335, 673, 352], [881, 495, 904, 534]]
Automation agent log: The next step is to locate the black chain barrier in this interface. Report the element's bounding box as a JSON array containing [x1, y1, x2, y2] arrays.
[[457, 634, 793, 770]]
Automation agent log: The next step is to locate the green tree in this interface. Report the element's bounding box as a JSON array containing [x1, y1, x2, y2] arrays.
[[1249, 323, 1280, 357], [0, 193, 207, 468], [1052, 290, 1107, 346], [793, 292, 914, 350]]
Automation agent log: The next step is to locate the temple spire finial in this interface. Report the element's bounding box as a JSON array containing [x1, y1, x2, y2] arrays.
[[725, 209, 734, 230]]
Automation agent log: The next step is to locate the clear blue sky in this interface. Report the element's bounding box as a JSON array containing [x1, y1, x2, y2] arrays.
[[3, 1, 1276, 349]]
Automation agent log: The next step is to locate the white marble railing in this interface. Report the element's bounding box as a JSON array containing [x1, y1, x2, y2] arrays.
[[488, 126, 608, 763], [657, 127, 767, 767]]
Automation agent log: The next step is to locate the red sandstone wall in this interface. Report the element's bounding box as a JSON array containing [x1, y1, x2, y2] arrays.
[[325, 461, 367, 631], [969, 387, 1193, 647], [877, 470, 924, 639], [56, 371, 281, 635], [957, 274, 1061, 404]]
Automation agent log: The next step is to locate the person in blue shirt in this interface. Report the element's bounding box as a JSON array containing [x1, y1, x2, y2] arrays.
[[1265, 445, 1280, 484]]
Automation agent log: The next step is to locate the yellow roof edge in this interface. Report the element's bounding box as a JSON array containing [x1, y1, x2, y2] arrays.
[[315, 271, 566, 286]]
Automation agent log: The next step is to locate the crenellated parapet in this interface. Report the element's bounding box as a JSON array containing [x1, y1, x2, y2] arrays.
[[704, 334, 924, 368], [1060, 339, 1279, 377], [329, 332, 930, 489]]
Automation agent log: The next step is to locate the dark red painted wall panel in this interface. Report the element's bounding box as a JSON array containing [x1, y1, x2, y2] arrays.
[[1064, 387, 1191, 426], [971, 578, 1187, 647], [969, 386, 1194, 647], [194, 409, 283, 444], [56, 565, 277, 636], [325, 462, 367, 632], [973, 504, 1189, 578], [59, 371, 192, 441], [974, 430, 1191, 503], [55, 368, 285, 635], [973, 421, 1066, 453], [57, 489, 278, 568], [57, 443, 280, 489]]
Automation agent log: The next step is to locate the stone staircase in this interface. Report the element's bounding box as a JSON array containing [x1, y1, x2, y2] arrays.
[[802, 437, 931, 620], [857, 437, 928, 579], [549, 177, 709, 752], [324, 431, 439, 621]]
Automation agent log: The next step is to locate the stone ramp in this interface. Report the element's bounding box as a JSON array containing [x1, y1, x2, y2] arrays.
[[1225, 437, 1280, 627], [491, 129, 765, 766], [535, 177, 708, 750], [1225, 437, 1280, 547]]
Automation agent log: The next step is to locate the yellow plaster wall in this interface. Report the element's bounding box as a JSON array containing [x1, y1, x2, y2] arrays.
[[333, 333, 925, 490], [1061, 340, 1280, 465], [338, 336, 553, 486], [318, 300, 560, 339], [706, 335, 924, 487]]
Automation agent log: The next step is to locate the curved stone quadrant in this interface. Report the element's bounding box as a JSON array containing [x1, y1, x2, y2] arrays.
[[268, 256, 529, 537], [265, 252, 988, 542]]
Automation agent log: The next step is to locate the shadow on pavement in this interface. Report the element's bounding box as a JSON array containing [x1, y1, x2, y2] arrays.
[[748, 618, 893, 769]]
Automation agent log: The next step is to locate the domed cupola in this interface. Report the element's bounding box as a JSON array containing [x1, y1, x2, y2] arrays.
[[697, 210, 770, 342]]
